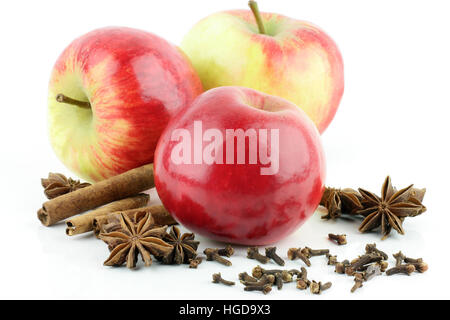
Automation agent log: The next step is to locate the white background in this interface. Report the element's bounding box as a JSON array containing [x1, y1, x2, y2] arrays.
[[0, 0, 449, 300]]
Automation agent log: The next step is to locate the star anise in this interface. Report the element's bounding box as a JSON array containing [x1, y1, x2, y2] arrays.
[[320, 187, 363, 219], [99, 212, 173, 269], [159, 226, 199, 264], [41, 172, 91, 199], [357, 176, 426, 240]]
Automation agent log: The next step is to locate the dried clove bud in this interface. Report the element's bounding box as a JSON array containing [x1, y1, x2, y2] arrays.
[[287, 248, 298, 260], [265, 247, 285, 266], [409, 262, 428, 273], [251, 265, 283, 279], [296, 280, 308, 290], [296, 267, 310, 290], [386, 264, 416, 276], [274, 273, 283, 290], [376, 260, 389, 272], [352, 264, 382, 293], [393, 251, 406, 267], [363, 264, 382, 281], [244, 284, 272, 294], [328, 233, 347, 245], [204, 248, 232, 266], [280, 270, 293, 283], [335, 260, 350, 274], [392, 253, 428, 273], [355, 264, 370, 272], [212, 273, 235, 286], [310, 280, 332, 294], [326, 253, 338, 265], [217, 245, 234, 257], [301, 247, 329, 258], [239, 272, 257, 283], [287, 248, 311, 267], [346, 254, 382, 276], [189, 257, 203, 269], [404, 256, 423, 264], [351, 273, 364, 293], [365, 243, 388, 260], [243, 274, 275, 286], [247, 247, 270, 264], [310, 280, 320, 294], [258, 274, 276, 285]]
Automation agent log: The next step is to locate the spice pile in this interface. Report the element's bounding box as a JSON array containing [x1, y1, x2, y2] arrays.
[[37, 169, 428, 295], [320, 176, 427, 239], [205, 241, 428, 295]]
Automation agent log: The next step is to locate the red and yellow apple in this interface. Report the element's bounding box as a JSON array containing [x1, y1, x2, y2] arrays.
[[181, 2, 344, 133], [48, 27, 203, 182], [154, 86, 326, 245]]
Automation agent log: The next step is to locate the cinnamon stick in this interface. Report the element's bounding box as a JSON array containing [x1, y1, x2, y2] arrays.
[[93, 205, 177, 238], [65, 194, 149, 236], [37, 164, 154, 226]]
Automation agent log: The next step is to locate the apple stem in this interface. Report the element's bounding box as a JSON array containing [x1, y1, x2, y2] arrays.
[[248, 1, 266, 35], [56, 94, 91, 109]]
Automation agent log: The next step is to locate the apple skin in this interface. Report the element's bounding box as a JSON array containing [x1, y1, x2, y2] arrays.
[[181, 10, 344, 133], [48, 27, 203, 182], [154, 86, 326, 245]]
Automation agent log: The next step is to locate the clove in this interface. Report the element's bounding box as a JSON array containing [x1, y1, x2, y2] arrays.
[[188, 257, 203, 269], [280, 270, 293, 282], [218, 244, 234, 257], [256, 274, 276, 285], [243, 274, 275, 286], [351, 273, 364, 293], [296, 267, 310, 290], [408, 262, 428, 273], [252, 265, 283, 279], [310, 280, 332, 294], [335, 259, 350, 274], [404, 256, 423, 264], [239, 272, 257, 283], [393, 253, 428, 273], [301, 247, 329, 258], [244, 284, 272, 295], [393, 251, 406, 267], [328, 233, 347, 245], [265, 247, 285, 266], [204, 248, 232, 266], [247, 247, 270, 264], [212, 273, 235, 286], [363, 264, 382, 281], [386, 264, 416, 276], [352, 264, 381, 293], [346, 254, 382, 276], [287, 248, 311, 267], [326, 253, 338, 265], [365, 243, 388, 260], [377, 260, 389, 272], [274, 273, 283, 290]]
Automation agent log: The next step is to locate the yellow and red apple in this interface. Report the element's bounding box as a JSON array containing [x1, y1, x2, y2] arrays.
[[48, 27, 202, 182], [181, 2, 344, 133]]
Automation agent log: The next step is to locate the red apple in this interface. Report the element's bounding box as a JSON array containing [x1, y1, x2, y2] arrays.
[[48, 27, 203, 182], [154, 86, 326, 245]]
